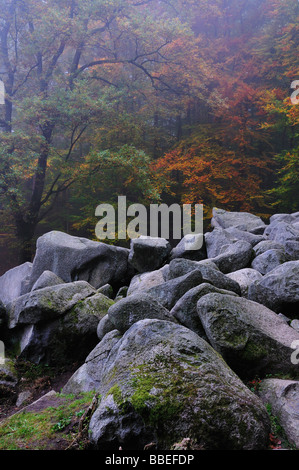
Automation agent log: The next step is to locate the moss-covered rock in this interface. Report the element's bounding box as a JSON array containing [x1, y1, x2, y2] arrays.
[[64, 319, 270, 450], [17, 293, 115, 365], [197, 293, 299, 378]]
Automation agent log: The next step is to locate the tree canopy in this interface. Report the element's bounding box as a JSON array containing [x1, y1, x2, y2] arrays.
[[0, 0, 298, 268]]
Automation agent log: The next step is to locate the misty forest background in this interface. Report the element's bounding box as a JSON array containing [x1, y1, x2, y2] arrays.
[[0, 0, 298, 275]]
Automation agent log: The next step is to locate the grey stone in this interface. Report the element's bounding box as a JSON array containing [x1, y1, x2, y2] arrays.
[[82, 319, 270, 450], [211, 240, 253, 274], [63, 330, 123, 395], [253, 240, 285, 257], [197, 293, 299, 378], [266, 222, 299, 259], [128, 236, 171, 273], [16, 390, 32, 408], [97, 284, 114, 299], [258, 379, 299, 448], [28, 231, 131, 290], [0, 358, 18, 399], [127, 268, 166, 296], [115, 286, 128, 297], [226, 268, 263, 297], [291, 319, 299, 333], [107, 293, 175, 334], [248, 261, 299, 315], [7, 281, 96, 329], [270, 213, 299, 225], [0, 262, 32, 306], [170, 282, 238, 337], [97, 314, 117, 341], [211, 208, 266, 232], [225, 227, 265, 246], [170, 233, 207, 261], [251, 249, 287, 275], [205, 228, 235, 258], [31, 270, 64, 291], [18, 292, 113, 364], [168, 258, 241, 294], [145, 269, 203, 310]]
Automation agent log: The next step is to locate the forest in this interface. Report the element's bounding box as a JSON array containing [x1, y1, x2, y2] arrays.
[[0, 0, 298, 273]]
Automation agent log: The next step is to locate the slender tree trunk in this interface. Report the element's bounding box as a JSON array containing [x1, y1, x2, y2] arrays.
[[14, 123, 53, 262]]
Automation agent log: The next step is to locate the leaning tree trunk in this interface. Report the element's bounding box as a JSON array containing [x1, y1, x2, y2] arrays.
[[14, 125, 53, 263]]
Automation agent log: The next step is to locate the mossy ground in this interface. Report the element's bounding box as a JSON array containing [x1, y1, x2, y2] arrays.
[[0, 391, 96, 450]]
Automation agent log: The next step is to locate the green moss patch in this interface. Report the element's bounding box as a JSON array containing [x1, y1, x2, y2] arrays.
[[0, 391, 96, 450]]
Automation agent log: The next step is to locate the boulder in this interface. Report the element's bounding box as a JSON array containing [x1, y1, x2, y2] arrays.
[[0, 262, 32, 306], [127, 268, 167, 296], [169, 233, 207, 261], [7, 281, 96, 329], [128, 236, 171, 273], [226, 268, 263, 297], [97, 314, 117, 341], [144, 269, 203, 310], [27, 231, 131, 290], [74, 319, 271, 450], [97, 284, 114, 299], [107, 293, 175, 333], [291, 319, 299, 333], [31, 270, 64, 291], [170, 283, 238, 337], [168, 258, 241, 294], [265, 222, 299, 259], [0, 358, 18, 403], [225, 227, 265, 246], [258, 379, 299, 448], [63, 329, 123, 395], [197, 293, 299, 378], [253, 240, 285, 257], [251, 249, 287, 275], [248, 261, 299, 315], [211, 208, 266, 233], [269, 213, 299, 225], [205, 228, 235, 258], [18, 292, 114, 364], [211, 240, 253, 274]]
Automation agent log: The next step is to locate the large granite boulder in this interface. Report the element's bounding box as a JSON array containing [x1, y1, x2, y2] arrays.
[[6, 281, 96, 329], [31, 270, 64, 291], [248, 261, 299, 316], [258, 379, 299, 448], [226, 268, 263, 297], [197, 293, 299, 378], [169, 233, 207, 261], [251, 249, 287, 275], [211, 208, 266, 233], [144, 269, 203, 310], [16, 292, 114, 364], [107, 293, 175, 333], [128, 236, 171, 273], [127, 266, 169, 296], [0, 262, 32, 306], [168, 258, 241, 294], [170, 283, 238, 337], [211, 240, 253, 274], [27, 231, 131, 291], [64, 319, 270, 450]]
